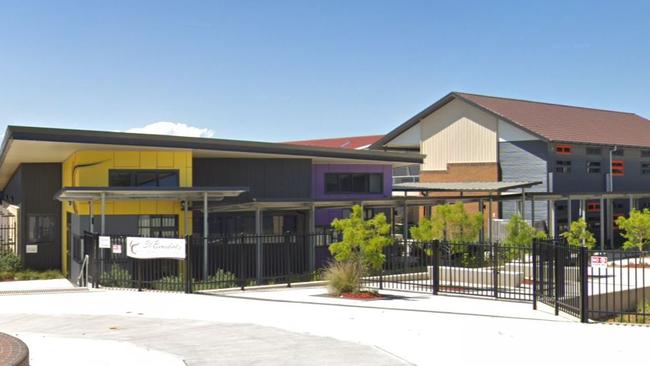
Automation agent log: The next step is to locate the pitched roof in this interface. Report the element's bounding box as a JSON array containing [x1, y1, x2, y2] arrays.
[[372, 92, 650, 149], [286, 135, 383, 150]]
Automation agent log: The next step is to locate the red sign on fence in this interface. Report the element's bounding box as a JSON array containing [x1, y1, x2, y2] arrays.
[[590, 256, 608, 269]]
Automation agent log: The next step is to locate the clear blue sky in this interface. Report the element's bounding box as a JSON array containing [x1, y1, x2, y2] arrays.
[[1, 0, 649, 142]]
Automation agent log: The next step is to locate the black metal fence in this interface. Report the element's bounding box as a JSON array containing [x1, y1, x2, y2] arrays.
[[362, 240, 533, 301], [0, 223, 17, 254], [88, 232, 339, 292]]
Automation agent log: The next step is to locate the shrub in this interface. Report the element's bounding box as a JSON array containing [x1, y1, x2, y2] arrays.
[[152, 275, 183, 291], [0, 251, 21, 273], [99, 265, 133, 287], [0, 271, 14, 281], [324, 260, 362, 296], [193, 269, 238, 290]]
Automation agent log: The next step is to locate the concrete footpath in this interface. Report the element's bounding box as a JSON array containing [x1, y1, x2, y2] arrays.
[[0, 287, 648, 365]]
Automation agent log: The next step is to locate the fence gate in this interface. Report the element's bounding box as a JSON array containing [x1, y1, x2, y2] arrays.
[[362, 240, 534, 301]]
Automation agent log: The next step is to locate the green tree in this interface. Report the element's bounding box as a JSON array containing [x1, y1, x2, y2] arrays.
[[561, 217, 596, 249], [410, 201, 483, 243], [616, 209, 650, 251], [330, 205, 393, 273], [503, 214, 544, 249]]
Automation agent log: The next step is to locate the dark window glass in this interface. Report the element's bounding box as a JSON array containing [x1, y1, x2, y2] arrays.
[[109, 172, 132, 187], [109, 170, 179, 187], [555, 160, 571, 173], [642, 163, 650, 175], [138, 215, 178, 237], [642, 150, 650, 159], [27, 215, 56, 243], [325, 173, 384, 194], [586, 161, 601, 174], [586, 147, 602, 155], [136, 172, 158, 187], [612, 149, 624, 157]]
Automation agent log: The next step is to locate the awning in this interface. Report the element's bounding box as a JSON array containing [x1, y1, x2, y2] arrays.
[[54, 186, 249, 202], [393, 181, 541, 193]]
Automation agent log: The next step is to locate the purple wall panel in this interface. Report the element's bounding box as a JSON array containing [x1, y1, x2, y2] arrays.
[[312, 164, 393, 227]]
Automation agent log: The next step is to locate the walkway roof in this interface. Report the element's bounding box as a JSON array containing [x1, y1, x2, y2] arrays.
[[54, 186, 249, 202], [392, 181, 541, 193]]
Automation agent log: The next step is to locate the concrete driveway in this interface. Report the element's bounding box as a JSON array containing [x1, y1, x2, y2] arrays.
[[0, 287, 648, 365]]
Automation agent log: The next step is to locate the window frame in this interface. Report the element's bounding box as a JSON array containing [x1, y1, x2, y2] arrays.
[[26, 214, 56, 244], [324, 173, 384, 194], [586, 147, 602, 155], [555, 144, 572, 155], [611, 160, 625, 176], [555, 160, 572, 174], [109, 169, 180, 188], [586, 161, 601, 174]]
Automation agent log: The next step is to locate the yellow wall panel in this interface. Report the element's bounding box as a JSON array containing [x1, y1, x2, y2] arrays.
[[114, 151, 140, 167], [157, 201, 174, 213], [157, 152, 174, 168], [140, 151, 157, 169]]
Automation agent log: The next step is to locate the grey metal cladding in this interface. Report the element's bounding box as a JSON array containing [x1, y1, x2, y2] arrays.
[[499, 141, 548, 221], [193, 158, 312, 199]]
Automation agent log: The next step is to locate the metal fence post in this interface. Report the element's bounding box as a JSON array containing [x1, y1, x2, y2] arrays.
[[532, 239, 538, 310], [285, 232, 292, 287], [579, 245, 589, 323], [493, 241, 499, 299], [92, 234, 99, 288], [185, 236, 193, 294], [554, 242, 560, 316], [432, 240, 439, 295], [239, 233, 246, 290]]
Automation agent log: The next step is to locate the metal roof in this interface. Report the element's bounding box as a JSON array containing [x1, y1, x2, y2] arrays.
[[393, 181, 541, 192], [54, 186, 248, 202]]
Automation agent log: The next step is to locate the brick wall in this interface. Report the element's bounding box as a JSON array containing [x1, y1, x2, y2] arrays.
[[420, 162, 498, 183]]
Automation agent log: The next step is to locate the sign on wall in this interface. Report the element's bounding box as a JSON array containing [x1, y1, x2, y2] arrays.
[[126, 237, 186, 259], [25, 245, 38, 254]]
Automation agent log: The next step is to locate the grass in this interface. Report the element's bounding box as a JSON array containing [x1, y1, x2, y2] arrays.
[[608, 303, 650, 324], [324, 261, 362, 296], [0, 269, 64, 281]]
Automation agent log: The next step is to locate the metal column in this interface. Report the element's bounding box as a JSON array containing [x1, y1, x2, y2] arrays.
[[531, 197, 535, 228], [89, 200, 94, 233], [100, 192, 106, 235], [521, 188, 526, 219], [599, 197, 605, 251], [488, 194, 493, 244], [403, 195, 408, 240], [255, 208, 263, 283], [203, 192, 209, 281], [567, 196, 572, 228], [479, 198, 485, 242], [308, 204, 316, 272]]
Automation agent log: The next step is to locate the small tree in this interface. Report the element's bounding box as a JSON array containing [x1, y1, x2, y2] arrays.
[[503, 214, 541, 249], [616, 209, 650, 251], [561, 217, 596, 249], [411, 201, 483, 243], [329, 205, 392, 275]]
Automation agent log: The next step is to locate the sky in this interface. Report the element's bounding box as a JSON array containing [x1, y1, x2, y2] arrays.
[[0, 0, 649, 142]]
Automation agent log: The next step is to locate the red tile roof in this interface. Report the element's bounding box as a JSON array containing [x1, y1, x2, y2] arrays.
[[458, 93, 650, 147], [373, 92, 650, 149], [287, 135, 383, 150]]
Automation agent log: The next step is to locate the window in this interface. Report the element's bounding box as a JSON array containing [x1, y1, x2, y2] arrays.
[[392, 164, 420, 184], [642, 150, 650, 158], [587, 202, 601, 212], [586, 161, 601, 174], [612, 149, 624, 157], [642, 163, 650, 175], [555, 145, 572, 155], [586, 147, 602, 155], [27, 215, 56, 243], [324, 173, 383, 194], [611, 160, 624, 176], [555, 160, 571, 173], [109, 170, 180, 187], [138, 215, 178, 238]]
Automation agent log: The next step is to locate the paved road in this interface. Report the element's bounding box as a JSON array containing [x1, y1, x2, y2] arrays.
[[0, 287, 648, 365], [0, 313, 407, 366]]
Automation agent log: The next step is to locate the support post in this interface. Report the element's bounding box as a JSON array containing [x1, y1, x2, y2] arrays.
[[203, 192, 209, 281], [608, 199, 614, 249], [255, 208, 263, 284], [599, 197, 605, 251], [531, 197, 536, 229], [479, 198, 485, 242], [549, 200, 556, 239], [488, 194, 493, 244], [403, 195, 408, 241], [532, 239, 538, 310], [521, 187, 526, 219], [89, 200, 94, 233], [308, 204, 316, 272], [554, 243, 560, 316], [579, 245, 589, 323], [493, 241, 499, 299], [432, 240, 439, 295], [567, 196, 572, 229], [100, 192, 105, 235]]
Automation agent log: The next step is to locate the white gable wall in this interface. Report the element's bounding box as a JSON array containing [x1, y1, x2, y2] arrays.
[[420, 98, 498, 171]]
